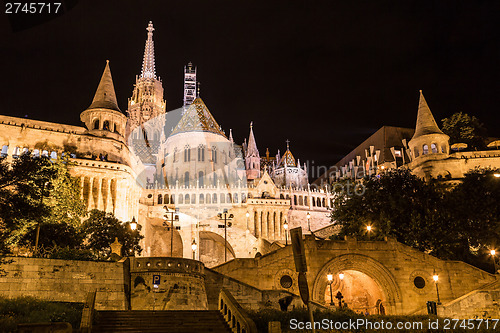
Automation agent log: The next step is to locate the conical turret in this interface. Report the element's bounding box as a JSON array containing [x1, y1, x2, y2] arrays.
[[86, 60, 121, 112], [412, 90, 444, 139]]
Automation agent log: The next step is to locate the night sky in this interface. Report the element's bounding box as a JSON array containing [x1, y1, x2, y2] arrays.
[[1, 0, 499, 177]]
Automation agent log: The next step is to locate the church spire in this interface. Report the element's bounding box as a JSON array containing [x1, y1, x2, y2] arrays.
[[412, 90, 444, 139], [87, 60, 121, 112], [246, 121, 259, 157], [141, 21, 156, 79]]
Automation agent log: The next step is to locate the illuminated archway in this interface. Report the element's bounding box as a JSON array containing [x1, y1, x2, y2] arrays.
[[199, 231, 235, 268], [312, 254, 402, 314]]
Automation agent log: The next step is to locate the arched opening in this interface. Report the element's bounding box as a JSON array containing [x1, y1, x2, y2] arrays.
[[431, 143, 438, 154], [299, 196, 304, 206], [212, 193, 217, 203], [199, 230, 236, 268], [103, 120, 110, 131], [184, 171, 190, 188], [93, 119, 99, 130], [198, 171, 204, 187], [323, 270, 385, 314], [185, 194, 190, 204], [158, 194, 163, 205], [164, 194, 170, 204], [422, 144, 429, 155]]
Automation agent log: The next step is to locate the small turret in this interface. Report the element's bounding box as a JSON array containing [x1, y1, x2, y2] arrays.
[[245, 122, 261, 180]]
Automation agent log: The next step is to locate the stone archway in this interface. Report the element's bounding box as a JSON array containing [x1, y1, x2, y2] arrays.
[[199, 231, 235, 268], [312, 254, 402, 314], [149, 223, 183, 257]]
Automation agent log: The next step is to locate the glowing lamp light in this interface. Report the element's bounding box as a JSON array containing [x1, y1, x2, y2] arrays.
[[246, 212, 250, 218], [491, 250, 496, 256], [327, 274, 333, 282], [494, 173, 500, 178], [284, 222, 289, 230], [130, 217, 137, 231], [380, 165, 385, 170], [367, 225, 372, 232], [433, 274, 439, 282], [307, 212, 311, 220], [191, 240, 197, 252], [339, 273, 345, 280]]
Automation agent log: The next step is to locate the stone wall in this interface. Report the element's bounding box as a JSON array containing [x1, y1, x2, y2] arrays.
[[439, 289, 500, 319], [0, 257, 129, 310], [213, 236, 499, 316]]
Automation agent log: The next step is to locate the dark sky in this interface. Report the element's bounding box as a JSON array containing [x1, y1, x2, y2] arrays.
[[1, 0, 499, 175]]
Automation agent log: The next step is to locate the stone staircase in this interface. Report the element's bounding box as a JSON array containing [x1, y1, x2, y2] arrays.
[[92, 310, 232, 333]]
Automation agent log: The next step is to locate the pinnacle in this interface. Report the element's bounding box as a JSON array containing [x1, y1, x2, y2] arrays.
[[86, 61, 121, 112], [411, 90, 444, 139]]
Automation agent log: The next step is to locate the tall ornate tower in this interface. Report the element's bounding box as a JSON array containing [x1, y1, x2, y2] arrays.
[[126, 21, 166, 139], [245, 122, 261, 180], [183, 62, 197, 109]]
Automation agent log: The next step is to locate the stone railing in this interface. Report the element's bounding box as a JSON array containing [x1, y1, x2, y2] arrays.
[[219, 288, 257, 333], [80, 291, 96, 333]]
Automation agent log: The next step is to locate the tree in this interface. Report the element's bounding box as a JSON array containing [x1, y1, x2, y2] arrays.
[[81, 209, 143, 259], [441, 112, 488, 150], [331, 169, 461, 258]]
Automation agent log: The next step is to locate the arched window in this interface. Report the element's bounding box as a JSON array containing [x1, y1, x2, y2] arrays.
[[431, 143, 438, 153], [32, 149, 40, 157], [184, 146, 191, 162], [178, 194, 184, 204], [441, 146, 446, 153], [280, 194, 284, 199], [1, 145, 8, 157], [42, 150, 49, 157], [158, 194, 163, 204], [198, 145, 205, 162], [234, 193, 238, 203], [304, 196, 308, 206], [50, 151, 57, 159], [422, 144, 429, 155], [241, 193, 246, 203], [322, 198, 326, 207], [164, 194, 169, 204], [220, 193, 225, 204], [114, 124, 119, 134], [212, 147, 217, 163], [213, 173, 218, 187], [184, 194, 190, 204], [93, 119, 99, 129], [312, 197, 316, 207], [191, 194, 196, 203], [170, 195, 175, 204], [213, 193, 217, 203], [299, 196, 304, 206], [199, 194, 204, 204], [294, 195, 298, 205], [103, 120, 110, 131], [184, 172, 190, 188], [206, 194, 211, 204], [414, 148, 419, 158], [173, 148, 178, 163], [227, 193, 232, 203], [317, 197, 321, 207], [254, 211, 258, 237], [198, 171, 204, 187]]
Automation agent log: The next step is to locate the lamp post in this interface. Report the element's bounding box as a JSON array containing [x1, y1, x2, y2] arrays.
[[163, 206, 180, 257], [191, 239, 197, 260], [306, 212, 311, 231], [34, 181, 49, 255], [130, 217, 137, 231], [284, 219, 288, 246], [327, 274, 334, 305], [490, 250, 498, 273], [433, 271, 441, 305], [217, 208, 234, 262]]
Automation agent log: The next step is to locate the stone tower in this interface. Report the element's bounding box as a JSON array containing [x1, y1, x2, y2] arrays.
[[408, 90, 450, 160], [80, 60, 127, 145], [245, 122, 261, 180], [126, 21, 166, 139], [183, 62, 197, 109]]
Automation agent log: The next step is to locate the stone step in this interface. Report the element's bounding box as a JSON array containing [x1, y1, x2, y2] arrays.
[[92, 310, 232, 333]]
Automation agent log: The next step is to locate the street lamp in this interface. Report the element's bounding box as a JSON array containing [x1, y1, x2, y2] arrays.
[[494, 173, 500, 178], [490, 250, 498, 273], [191, 239, 197, 260], [366, 225, 373, 240], [433, 270, 441, 305], [130, 217, 137, 231], [339, 272, 345, 281], [163, 206, 180, 257], [327, 274, 334, 306], [217, 208, 234, 262], [284, 219, 289, 246], [306, 212, 311, 231]]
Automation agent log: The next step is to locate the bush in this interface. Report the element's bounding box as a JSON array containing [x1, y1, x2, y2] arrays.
[[47, 246, 96, 261], [0, 296, 83, 332]]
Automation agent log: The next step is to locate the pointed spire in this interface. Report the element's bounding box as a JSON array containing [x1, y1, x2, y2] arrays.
[[87, 60, 121, 112], [246, 121, 259, 157], [229, 129, 234, 143], [141, 21, 156, 79], [412, 90, 444, 139]]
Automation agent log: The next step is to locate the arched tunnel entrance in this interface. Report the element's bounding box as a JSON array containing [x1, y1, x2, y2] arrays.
[[312, 254, 402, 315], [324, 270, 386, 315], [199, 230, 235, 268]]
